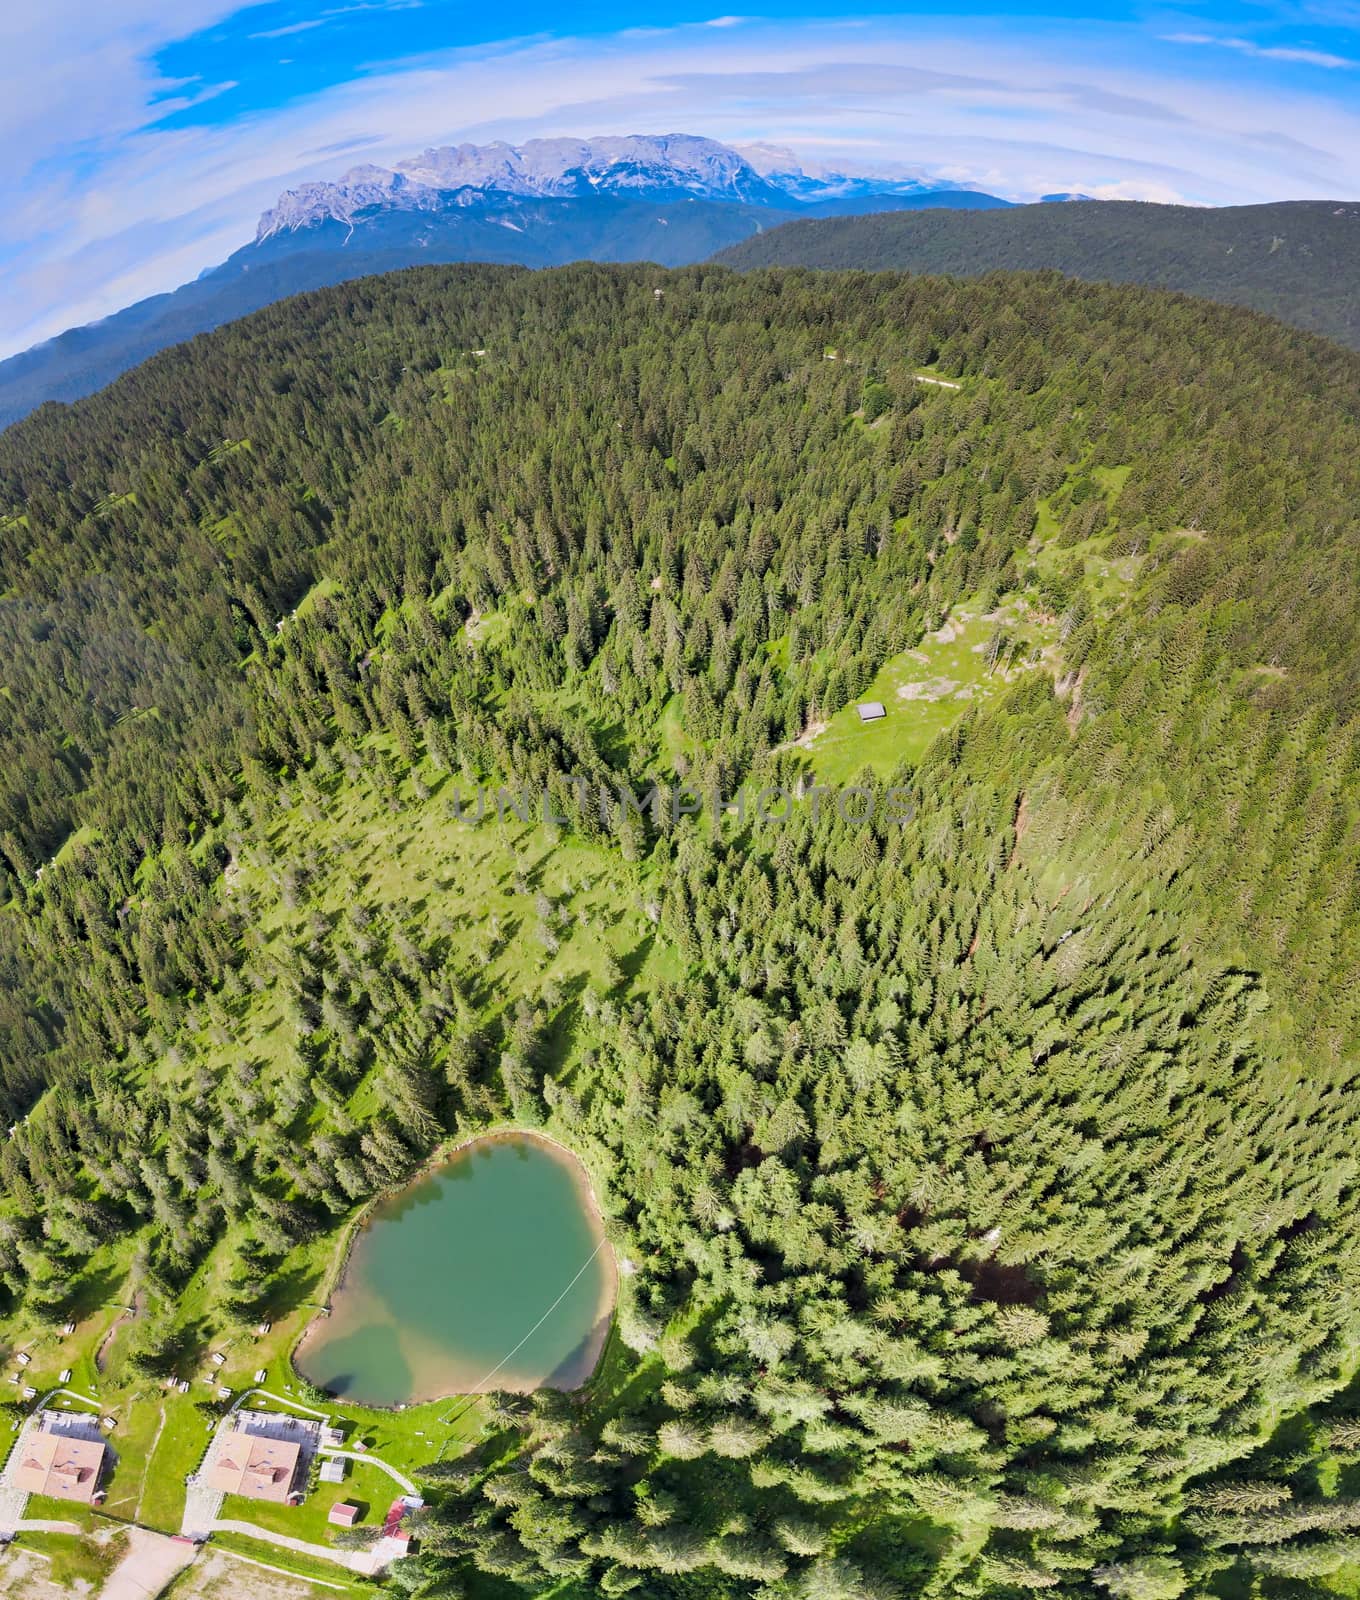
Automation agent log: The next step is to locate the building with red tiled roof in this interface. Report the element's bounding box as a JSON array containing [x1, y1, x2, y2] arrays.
[[12, 1431, 105, 1503], [207, 1433, 303, 1503]]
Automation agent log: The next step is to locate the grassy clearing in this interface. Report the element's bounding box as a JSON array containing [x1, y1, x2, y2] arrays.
[[182, 751, 674, 1109], [465, 609, 511, 648], [803, 602, 1057, 786], [655, 694, 700, 776], [0, 1238, 137, 1396]]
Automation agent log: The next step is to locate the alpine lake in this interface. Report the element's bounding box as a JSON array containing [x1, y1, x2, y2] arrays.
[[295, 1132, 615, 1407]]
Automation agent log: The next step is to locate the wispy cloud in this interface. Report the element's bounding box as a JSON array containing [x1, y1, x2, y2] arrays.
[[1164, 32, 1357, 69], [249, 18, 329, 40]]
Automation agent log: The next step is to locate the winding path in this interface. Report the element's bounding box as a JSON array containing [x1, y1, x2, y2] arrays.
[[210, 1519, 410, 1577], [227, 1388, 326, 1420]]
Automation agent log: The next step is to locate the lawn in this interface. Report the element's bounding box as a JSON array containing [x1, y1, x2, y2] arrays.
[[207, 1530, 381, 1594], [98, 1389, 166, 1521], [140, 1395, 218, 1534], [222, 1459, 391, 1550], [232, 1383, 489, 1479]]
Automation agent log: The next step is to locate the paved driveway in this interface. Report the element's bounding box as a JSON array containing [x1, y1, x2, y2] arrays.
[[99, 1527, 196, 1600], [0, 1418, 39, 1539], [181, 1422, 229, 1541]]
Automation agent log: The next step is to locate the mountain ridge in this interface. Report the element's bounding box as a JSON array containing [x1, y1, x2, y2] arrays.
[[253, 131, 990, 237], [710, 198, 1360, 348]]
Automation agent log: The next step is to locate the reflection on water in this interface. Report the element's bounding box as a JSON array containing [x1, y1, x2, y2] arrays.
[[296, 1135, 614, 1407]]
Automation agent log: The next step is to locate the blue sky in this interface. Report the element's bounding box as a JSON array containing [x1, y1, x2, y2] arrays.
[[2, 0, 1357, 357]]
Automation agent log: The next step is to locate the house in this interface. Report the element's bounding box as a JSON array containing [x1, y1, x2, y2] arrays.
[[320, 1425, 345, 1449], [319, 1458, 347, 1484], [13, 1429, 106, 1503], [857, 702, 886, 723], [207, 1432, 304, 1503], [328, 1502, 360, 1527]]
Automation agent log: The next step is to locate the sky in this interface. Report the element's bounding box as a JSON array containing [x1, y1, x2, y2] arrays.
[[1, 0, 1358, 359]]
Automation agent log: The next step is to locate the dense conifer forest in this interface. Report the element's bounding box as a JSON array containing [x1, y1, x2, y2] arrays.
[[2, 261, 1360, 1598], [712, 200, 1360, 349]]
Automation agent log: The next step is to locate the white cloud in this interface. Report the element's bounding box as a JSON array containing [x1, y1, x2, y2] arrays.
[[1164, 32, 1357, 69], [1085, 179, 1196, 204], [0, 0, 240, 171], [249, 19, 330, 40]]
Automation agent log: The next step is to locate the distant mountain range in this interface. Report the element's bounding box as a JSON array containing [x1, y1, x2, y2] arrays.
[[711, 199, 1360, 348], [0, 134, 1009, 431]]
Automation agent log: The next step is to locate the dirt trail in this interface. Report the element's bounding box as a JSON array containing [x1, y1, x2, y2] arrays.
[[132, 1402, 166, 1525], [96, 1290, 145, 1374]]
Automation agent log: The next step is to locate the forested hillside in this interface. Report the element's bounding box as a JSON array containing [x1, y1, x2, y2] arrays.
[[712, 200, 1360, 348], [0, 185, 1003, 432], [2, 262, 1360, 1598]]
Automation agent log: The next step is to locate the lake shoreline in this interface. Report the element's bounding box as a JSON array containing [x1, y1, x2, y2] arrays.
[[291, 1125, 617, 1407]]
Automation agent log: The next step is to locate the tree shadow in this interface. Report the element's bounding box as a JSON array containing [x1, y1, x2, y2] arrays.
[[260, 1264, 326, 1320], [619, 932, 655, 984], [59, 1263, 125, 1323], [543, 1310, 613, 1394], [535, 972, 590, 1076]]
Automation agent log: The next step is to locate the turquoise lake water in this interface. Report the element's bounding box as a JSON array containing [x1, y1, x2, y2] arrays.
[[295, 1135, 613, 1406]]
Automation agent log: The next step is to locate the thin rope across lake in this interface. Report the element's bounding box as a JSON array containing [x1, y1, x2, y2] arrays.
[[293, 1131, 617, 1407]]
